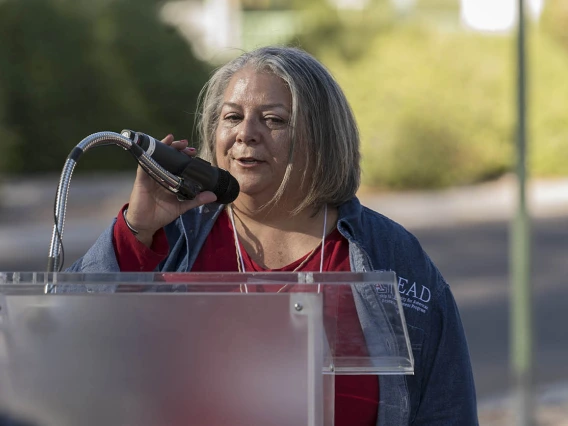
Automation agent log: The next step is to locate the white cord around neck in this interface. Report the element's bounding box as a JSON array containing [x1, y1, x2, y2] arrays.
[[228, 204, 328, 293], [228, 205, 247, 273]]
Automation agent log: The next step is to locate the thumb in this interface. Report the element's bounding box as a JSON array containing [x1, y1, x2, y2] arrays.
[[178, 191, 218, 215], [195, 191, 218, 205]]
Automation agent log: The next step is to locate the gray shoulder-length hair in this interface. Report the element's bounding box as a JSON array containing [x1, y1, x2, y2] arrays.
[[197, 46, 360, 215]]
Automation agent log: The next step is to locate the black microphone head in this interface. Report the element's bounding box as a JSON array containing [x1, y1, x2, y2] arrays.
[[213, 169, 240, 204]]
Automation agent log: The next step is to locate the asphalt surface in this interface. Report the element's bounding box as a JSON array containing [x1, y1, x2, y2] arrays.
[[1, 173, 567, 421], [412, 217, 568, 397]]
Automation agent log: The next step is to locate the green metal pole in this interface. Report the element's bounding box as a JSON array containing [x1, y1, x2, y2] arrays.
[[511, 0, 533, 424]]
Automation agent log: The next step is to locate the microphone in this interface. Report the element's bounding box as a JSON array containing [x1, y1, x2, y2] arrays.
[[122, 130, 240, 204]]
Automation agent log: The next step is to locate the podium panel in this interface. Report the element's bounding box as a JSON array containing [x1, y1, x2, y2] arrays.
[[0, 293, 323, 426], [0, 271, 413, 426]]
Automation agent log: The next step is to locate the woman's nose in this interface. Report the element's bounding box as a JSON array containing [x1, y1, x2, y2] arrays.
[[236, 117, 260, 144]]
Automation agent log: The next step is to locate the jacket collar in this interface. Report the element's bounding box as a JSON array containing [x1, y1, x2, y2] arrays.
[[189, 197, 364, 243], [336, 197, 365, 244]]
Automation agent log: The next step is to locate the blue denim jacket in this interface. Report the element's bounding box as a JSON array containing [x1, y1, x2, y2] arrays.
[[69, 197, 478, 425]]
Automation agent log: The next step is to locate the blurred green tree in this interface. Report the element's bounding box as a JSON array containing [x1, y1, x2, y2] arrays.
[[0, 0, 212, 174], [291, 1, 513, 189], [333, 26, 514, 189], [291, 0, 395, 62]]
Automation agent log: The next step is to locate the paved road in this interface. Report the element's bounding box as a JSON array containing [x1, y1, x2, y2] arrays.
[[1, 174, 567, 405], [411, 217, 568, 399]]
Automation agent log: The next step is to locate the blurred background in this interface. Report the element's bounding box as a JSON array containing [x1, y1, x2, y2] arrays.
[[0, 0, 567, 424]]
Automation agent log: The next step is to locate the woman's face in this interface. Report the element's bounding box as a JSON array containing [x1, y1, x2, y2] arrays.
[[215, 67, 301, 202]]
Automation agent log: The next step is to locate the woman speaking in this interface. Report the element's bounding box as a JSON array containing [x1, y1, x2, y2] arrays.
[[70, 46, 478, 425]]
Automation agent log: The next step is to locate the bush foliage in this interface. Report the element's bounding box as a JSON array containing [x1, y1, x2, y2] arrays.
[[0, 0, 212, 174], [322, 26, 515, 189]]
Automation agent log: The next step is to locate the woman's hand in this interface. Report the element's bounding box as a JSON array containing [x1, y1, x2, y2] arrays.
[[125, 135, 217, 247]]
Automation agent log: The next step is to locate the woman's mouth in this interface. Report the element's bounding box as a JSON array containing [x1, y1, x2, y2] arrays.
[[236, 157, 263, 166]]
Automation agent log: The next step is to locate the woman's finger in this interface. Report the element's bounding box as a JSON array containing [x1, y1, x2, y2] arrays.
[[182, 147, 198, 157], [170, 139, 189, 150], [161, 134, 175, 145], [171, 140, 198, 157]]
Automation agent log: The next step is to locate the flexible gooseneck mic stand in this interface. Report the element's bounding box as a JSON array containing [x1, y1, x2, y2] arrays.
[[45, 131, 182, 290]]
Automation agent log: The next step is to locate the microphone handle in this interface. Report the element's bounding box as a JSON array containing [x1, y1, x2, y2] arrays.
[[121, 130, 222, 201], [129, 132, 191, 176]]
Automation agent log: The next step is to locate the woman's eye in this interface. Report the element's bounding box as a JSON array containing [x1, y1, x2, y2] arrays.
[[224, 114, 241, 122], [265, 116, 285, 125]]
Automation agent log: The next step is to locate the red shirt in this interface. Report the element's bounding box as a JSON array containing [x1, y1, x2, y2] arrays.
[[114, 207, 379, 425]]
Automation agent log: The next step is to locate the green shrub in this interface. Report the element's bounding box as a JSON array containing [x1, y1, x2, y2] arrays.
[[322, 25, 515, 189], [0, 0, 212, 175]]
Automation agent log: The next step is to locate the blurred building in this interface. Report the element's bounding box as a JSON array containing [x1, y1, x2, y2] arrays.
[[160, 0, 547, 63], [160, 0, 297, 63], [160, 0, 242, 63], [460, 0, 544, 33]]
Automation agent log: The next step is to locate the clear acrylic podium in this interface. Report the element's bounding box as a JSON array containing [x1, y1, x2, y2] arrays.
[[0, 271, 413, 426]]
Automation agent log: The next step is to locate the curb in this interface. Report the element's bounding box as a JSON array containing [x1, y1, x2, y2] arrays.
[[357, 175, 568, 230]]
